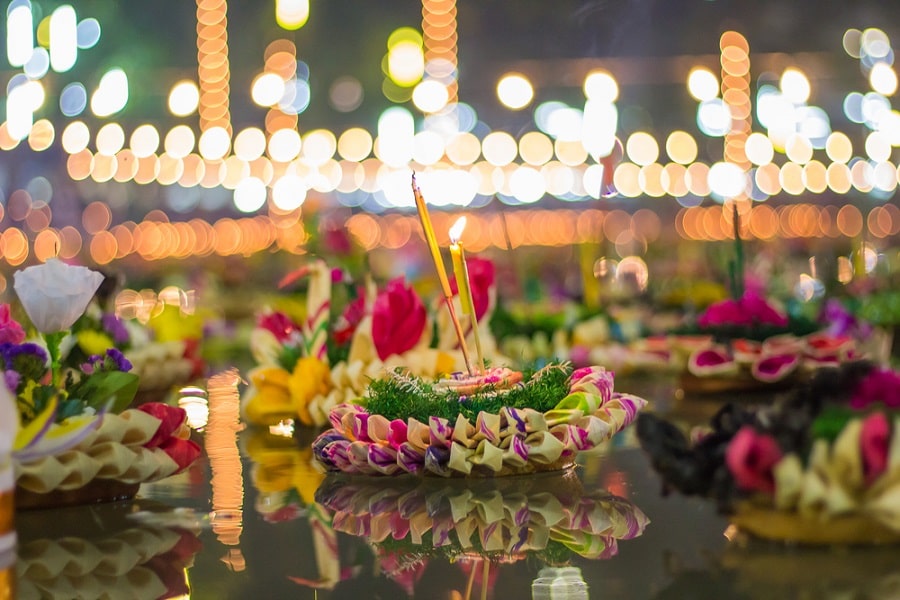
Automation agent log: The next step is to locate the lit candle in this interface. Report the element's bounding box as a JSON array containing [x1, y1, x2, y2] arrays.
[[412, 175, 475, 375], [449, 216, 485, 375]]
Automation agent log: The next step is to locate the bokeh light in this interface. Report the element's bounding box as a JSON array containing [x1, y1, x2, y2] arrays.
[[168, 80, 201, 117], [497, 73, 534, 110]]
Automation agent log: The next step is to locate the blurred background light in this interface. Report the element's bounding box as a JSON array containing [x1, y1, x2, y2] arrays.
[[169, 80, 201, 117], [49, 5, 78, 73], [497, 73, 534, 110], [276, 0, 309, 30]]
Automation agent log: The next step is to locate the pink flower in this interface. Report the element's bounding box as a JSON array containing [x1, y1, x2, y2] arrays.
[[725, 426, 782, 493], [449, 257, 495, 321], [322, 226, 353, 255], [850, 368, 900, 410], [860, 412, 890, 486], [698, 291, 788, 328], [372, 277, 427, 360], [0, 304, 25, 345], [258, 311, 301, 343]]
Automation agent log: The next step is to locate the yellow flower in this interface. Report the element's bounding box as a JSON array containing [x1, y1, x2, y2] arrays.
[[245, 430, 324, 500], [291, 447, 324, 504], [288, 357, 332, 426], [147, 304, 208, 342], [242, 366, 294, 425], [77, 330, 114, 356]]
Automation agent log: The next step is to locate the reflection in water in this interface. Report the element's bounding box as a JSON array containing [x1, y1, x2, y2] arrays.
[[205, 369, 245, 571], [177, 385, 210, 431], [313, 470, 648, 598], [244, 428, 339, 588], [532, 567, 588, 600], [0, 547, 13, 600], [14, 502, 202, 599]]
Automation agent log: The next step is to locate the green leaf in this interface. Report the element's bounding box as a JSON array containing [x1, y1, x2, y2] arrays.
[[277, 345, 304, 372], [58, 397, 87, 421], [811, 406, 856, 442], [72, 371, 140, 414]]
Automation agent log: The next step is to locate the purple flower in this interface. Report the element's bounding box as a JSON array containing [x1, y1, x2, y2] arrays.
[[4, 370, 20, 392], [0, 342, 49, 385], [819, 299, 872, 339], [101, 313, 130, 345], [106, 347, 132, 372], [81, 348, 133, 374]]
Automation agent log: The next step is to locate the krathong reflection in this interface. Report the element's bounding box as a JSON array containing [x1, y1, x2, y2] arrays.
[[14, 502, 203, 600], [245, 428, 338, 589], [312, 470, 648, 598], [205, 369, 245, 570]]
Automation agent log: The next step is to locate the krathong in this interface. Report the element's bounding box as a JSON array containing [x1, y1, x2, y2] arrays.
[[671, 208, 864, 393], [637, 362, 900, 544], [303, 178, 648, 476], [4, 259, 201, 508], [311, 362, 646, 477]]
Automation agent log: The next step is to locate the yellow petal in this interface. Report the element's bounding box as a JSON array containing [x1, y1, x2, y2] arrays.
[[14, 395, 58, 452]]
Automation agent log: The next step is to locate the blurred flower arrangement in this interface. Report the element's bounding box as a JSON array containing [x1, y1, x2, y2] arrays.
[[637, 362, 900, 544], [667, 210, 866, 391], [6, 260, 138, 451], [65, 294, 205, 395], [242, 259, 503, 428], [2, 259, 201, 504]]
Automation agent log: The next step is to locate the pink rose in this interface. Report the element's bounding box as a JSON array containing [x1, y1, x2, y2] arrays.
[[449, 257, 495, 321], [372, 278, 427, 360], [258, 311, 302, 343], [725, 426, 782, 493], [698, 291, 787, 328], [850, 368, 900, 410], [0, 304, 25, 344], [860, 412, 890, 486]]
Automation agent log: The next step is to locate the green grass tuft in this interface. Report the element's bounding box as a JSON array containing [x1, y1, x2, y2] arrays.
[[364, 363, 573, 422]]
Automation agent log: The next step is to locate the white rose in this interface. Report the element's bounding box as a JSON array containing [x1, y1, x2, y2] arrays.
[[13, 258, 104, 333]]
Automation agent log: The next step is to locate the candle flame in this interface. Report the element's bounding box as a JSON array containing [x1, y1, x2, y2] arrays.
[[449, 216, 467, 244]]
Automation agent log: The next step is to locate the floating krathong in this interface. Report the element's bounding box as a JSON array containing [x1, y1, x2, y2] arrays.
[[312, 363, 646, 477], [638, 362, 900, 545]]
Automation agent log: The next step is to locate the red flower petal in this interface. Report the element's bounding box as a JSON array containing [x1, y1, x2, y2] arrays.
[[159, 437, 202, 471], [138, 403, 188, 448]]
